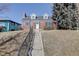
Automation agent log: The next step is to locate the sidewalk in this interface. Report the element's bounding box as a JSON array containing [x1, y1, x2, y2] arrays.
[[32, 29, 44, 56]]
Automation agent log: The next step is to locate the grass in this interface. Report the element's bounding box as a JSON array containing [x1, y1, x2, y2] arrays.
[[0, 31, 28, 56], [41, 30, 79, 56]]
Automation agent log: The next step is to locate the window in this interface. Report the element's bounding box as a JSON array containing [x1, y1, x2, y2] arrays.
[[31, 13, 36, 19], [46, 22, 51, 27], [32, 16, 35, 19], [43, 14, 48, 19], [0, 22, 5, 26], [11, 22, 15, 25], [45, 22, 52, 30]]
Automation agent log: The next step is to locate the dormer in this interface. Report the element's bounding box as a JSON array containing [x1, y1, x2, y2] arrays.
[[30, 13, 36, 19], [43, 13, 49, 19]]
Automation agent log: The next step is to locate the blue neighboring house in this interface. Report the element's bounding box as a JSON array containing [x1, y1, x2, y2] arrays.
[[0, 20, 21, 32]]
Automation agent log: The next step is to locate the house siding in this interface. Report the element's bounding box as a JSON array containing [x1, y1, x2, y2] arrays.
[[0, 20, 21, 32]]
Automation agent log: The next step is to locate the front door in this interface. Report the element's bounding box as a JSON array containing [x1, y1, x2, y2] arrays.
[[36, 23, 39, 29]]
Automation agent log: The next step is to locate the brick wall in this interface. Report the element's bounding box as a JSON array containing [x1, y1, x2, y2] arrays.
[[40, 20, 45, 29]]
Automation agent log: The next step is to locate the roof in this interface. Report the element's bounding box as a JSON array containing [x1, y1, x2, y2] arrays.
[[23, 16, 52, 20], [0, 19, 21, 25]]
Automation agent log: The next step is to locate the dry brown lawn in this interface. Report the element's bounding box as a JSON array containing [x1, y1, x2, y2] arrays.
[[41, 30, 79, 56], [0, 31, 28, 56]]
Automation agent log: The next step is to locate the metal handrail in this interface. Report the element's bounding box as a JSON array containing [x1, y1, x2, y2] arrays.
[[18, 28, 35, 56]]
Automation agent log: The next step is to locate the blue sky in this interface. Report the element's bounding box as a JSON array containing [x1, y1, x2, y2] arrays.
[[0, 3, 52, 23]]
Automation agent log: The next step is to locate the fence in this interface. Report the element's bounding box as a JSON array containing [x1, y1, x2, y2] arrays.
[[18, 28, 35, 56]]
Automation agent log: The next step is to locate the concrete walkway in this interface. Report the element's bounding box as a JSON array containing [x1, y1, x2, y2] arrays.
[[32, 29, 44, 56]]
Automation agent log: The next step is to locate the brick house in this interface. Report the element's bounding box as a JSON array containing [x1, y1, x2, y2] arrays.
[[22, 13, 57, 31]]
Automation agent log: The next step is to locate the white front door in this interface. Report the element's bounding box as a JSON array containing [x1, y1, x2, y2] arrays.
[[36, 23, 39, 29]]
